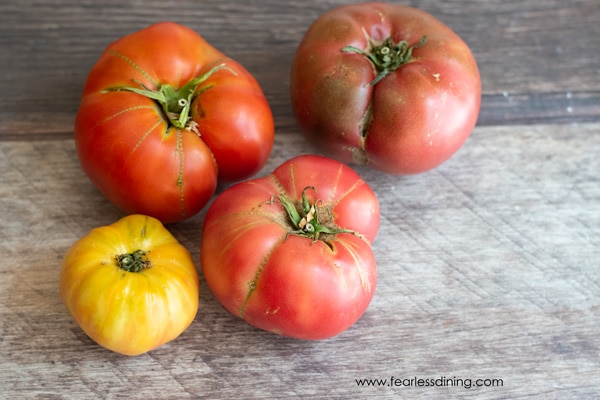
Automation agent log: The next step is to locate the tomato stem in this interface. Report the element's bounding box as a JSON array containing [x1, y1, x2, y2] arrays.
[[106, 63, 235, 133], [275, 186, 357, 242], [116, 249, 152, 272], [342, 35, 427, 85]]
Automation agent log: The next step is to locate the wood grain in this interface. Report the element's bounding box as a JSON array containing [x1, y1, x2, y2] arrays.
[[1, 0, 599, 399], [1, 124, 599, 399], [0, 0, 598, 139]]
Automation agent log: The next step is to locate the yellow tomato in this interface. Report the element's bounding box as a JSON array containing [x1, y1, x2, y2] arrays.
[[60, 214, 199, 356]]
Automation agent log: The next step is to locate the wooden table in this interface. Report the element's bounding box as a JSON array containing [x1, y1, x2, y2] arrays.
[[1, 1, 598, 399]]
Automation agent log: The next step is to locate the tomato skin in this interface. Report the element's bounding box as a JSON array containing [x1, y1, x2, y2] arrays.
[[75, 22, 274, 223], [201, 155, 379, 340], [60, 215, 199, 356], [290, 3, 481, 174]]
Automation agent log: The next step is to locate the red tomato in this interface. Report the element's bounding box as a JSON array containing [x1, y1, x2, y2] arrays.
[[75, 22, 274, 223], [201, 155, 379, 340], [290, 3, 481, 174]]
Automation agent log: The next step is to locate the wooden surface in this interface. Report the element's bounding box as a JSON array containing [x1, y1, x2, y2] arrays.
[[1, 1, 599, 399]]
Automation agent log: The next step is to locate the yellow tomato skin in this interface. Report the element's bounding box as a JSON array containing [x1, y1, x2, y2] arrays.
[[60, 214, 199, 356]]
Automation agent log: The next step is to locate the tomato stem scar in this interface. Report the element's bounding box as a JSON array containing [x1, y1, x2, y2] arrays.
[[106, 63, 236, 133], [273, 186, 358, 242], [115, 249, 152, 272], [342, 35, 427, 85]]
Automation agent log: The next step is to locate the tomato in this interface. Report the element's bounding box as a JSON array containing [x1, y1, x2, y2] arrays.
[[290, 3, 481, 174], [60, 215, 199, 356], [75, 22, 274, 223], [201, 155, 379, 340]]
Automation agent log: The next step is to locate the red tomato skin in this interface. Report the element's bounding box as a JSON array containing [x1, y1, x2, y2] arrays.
[[75, 91, 218, 223], [245, 233, 376, 339], [270, 156, 379, 243], [75, 22, 274, 223], [290, 3, 481, 174], [190, 58, 274, 182], [201, 155, 379, 340]]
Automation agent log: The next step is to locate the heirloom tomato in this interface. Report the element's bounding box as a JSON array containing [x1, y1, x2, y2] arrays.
[[290, 3, 481, 174], [60, 215, 199, 356], [75, 22, 274, 223], [201, 155, 379, 340]]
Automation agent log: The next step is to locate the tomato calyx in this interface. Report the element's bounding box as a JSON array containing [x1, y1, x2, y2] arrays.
[[275, 186, 358, 243], [342, 35, 427, 85], [115, 249, 152, 272], [106, 63, 234, 133]]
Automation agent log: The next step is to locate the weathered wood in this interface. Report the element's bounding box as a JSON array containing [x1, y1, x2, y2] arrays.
[[1, 0, 599, 398], [1, 124, 599, 399], [0, 0, 599, 138]]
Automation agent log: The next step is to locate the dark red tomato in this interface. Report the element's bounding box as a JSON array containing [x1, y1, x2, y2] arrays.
[[201, 155, 379, 340], [75, 22, 274, 223], [290, 3, 481, 174]]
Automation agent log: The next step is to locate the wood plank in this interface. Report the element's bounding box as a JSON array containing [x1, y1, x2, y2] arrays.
[[1, 0, 599, 139], [1, 0, 599, 398], [1, 123, 599, 399], [479, 90, 600, 125]]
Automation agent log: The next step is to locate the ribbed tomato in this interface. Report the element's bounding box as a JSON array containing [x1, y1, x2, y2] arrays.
[[290, 3, 481, 174], [60, 215, 199, 356], [201, 155, 379, 340], [75, 22, 274, 223]]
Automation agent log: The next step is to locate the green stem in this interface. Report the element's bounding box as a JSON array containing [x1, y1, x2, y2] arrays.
[[106, 63, 234, 132], [342, 35, 427, 85], [115, 249, 152, 272], [276, 186, 356, 242]]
